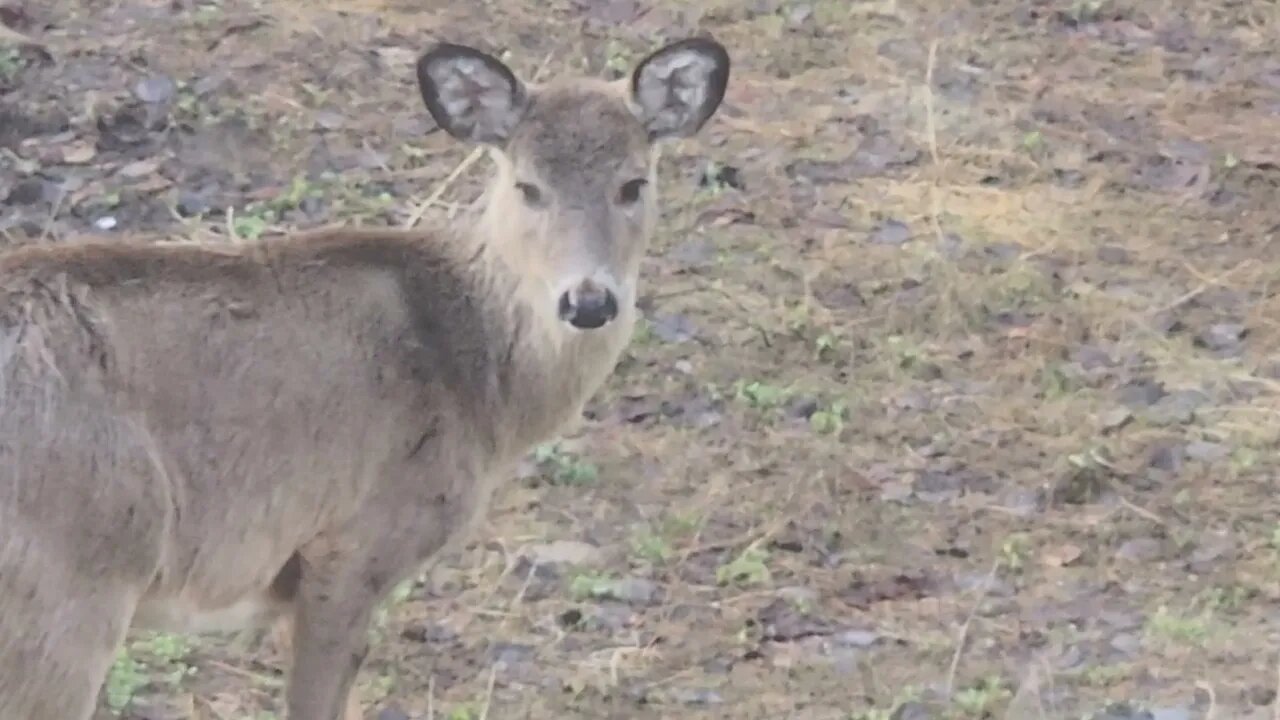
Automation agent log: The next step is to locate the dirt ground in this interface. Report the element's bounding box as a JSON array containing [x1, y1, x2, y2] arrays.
[[3, 0, 1280, 718]]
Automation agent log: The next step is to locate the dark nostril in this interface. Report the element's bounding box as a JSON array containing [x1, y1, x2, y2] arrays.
[[559, 287, 619, 330]]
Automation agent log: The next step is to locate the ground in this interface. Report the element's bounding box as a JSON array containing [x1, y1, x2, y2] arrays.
[[2, 0, 1279, 718]]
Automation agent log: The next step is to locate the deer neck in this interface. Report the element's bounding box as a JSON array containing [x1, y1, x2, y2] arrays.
[[461, 209, 637, 459]]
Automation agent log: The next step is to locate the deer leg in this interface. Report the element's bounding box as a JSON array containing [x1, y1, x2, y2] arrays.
[[284, 532, 414, 720], [271, 614, 364, 720]]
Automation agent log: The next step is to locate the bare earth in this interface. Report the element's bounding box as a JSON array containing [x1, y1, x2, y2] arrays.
[[2, 1, 1279, 719]]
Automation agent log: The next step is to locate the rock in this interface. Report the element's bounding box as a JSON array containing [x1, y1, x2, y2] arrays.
[[1151, 707, 1191, 720], [650, 313, 697, 343], [1141, 389, 1208, 426], [1195, 322, 1246, 351], [1072, 345, 1116, 371], [891, 701, 938, 720], [176, 189, 212, 217], [673, 688, 723, 706], [525, 540, 605, 568], [4, 178, 46, 205], [377, 707, 411, 720], [1109, 632, 1141, 657], [870, 219, 912, 246], [488, 642, 535, 666], [786, 3, 812, 25], [777, 586, 818, 607], [1116, 379, 1166, 408], [133, 74, 176, 104], [583, 601, 633, 632], [1097, 244, 1130, 264], [831, 629, 880, 648], [1100, 407, 1133, 433], [1184, 440, 1229, 462], [601, 577, 658, 605], [1147, 442, 1184, 472], [1115, 537, 1162, 563], [1091, 702, 1154, 720]]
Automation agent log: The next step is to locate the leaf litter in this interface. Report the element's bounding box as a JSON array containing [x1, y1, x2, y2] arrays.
[[2, 0, 1279, 718]]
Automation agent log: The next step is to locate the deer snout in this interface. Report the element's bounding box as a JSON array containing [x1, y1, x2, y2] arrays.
[[557, 278, 619, 330]]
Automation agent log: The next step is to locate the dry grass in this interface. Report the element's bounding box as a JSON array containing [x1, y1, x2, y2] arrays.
[[2, 0, 1279, 718]]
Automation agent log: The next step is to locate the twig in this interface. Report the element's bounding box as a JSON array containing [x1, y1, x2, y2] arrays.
[[427, 674, 436, 720], [945, 557, 999, 700], [1115, 492, 1167, 526], [1197, 679, 1217, 720], [477, 664, 499, 720], [921, 37, 948, 249], [39, 188, 65, 243], [402, 146, 485, 229]]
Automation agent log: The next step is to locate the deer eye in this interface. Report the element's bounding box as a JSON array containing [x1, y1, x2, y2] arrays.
[[617, 178, 648, 205], [515, 182, 544, 206]]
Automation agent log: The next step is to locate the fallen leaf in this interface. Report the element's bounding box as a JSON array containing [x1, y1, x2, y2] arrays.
[[61, 141, 97, 164], [1040, 543, 1083, 567], [118, 158, 160, 178]]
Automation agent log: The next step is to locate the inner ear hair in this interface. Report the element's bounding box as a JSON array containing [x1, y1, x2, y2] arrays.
[[630, 36, 730, 141], [417, 42, 528, 144]]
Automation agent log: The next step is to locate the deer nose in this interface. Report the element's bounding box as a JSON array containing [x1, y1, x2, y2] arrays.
[[557, 280, 619, 330]]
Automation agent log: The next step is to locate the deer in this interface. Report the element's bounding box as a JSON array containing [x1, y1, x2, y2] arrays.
[[0, 35, 730, 720]]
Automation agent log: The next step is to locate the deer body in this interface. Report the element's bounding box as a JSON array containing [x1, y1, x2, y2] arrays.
[[0, 38, 728, 720]]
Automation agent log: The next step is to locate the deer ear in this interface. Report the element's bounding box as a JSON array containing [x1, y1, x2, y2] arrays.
[[630, 37, 730, 142], [417, 43, 528, 144]]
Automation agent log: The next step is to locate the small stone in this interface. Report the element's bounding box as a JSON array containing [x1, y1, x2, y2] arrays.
[[786, 396, 820, 420], [832, 629, 880, 648], [1188, 530, 1234, 566], [1099, 407, 1133, 433], [1115, 537, 1162, 563], [1109, 632, 1141, 657], [891, 701, 938, 720], [1072, 345, 1115, 371], [4, 178, 47, 205], [870, 219, 912, 245], [313, 109, 345, 130], [650, 313, 696, 343], [786, 3, 813, 25], [1117, 379, 1166, 408], [1195, 322, 1246, 351], [604, 577, 658, 605], [1097, 244, 1130, 264], [1091, 702, 1154, 720], [1248, 685, 1277, 706], [1147, 442, 1184, 472], [93, 216, 118, 230], [377, 705, 411, 720], [1142, 389, 1208, 426], [999, 488, 1044, 517], [584, 601, 632, 632], [1184, 440, 1228, 462], [525, 540, 605, 568], [880, 479, 914, 503], [176, 190, 211, 217], [133, 74, 176, 104], [489, 642, 535, 666], [674, 688, 723, 706], [777, 586, 818, 607]]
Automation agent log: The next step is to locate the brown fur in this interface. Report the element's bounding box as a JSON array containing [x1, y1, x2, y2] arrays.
[[0, 37, 728, 720]]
